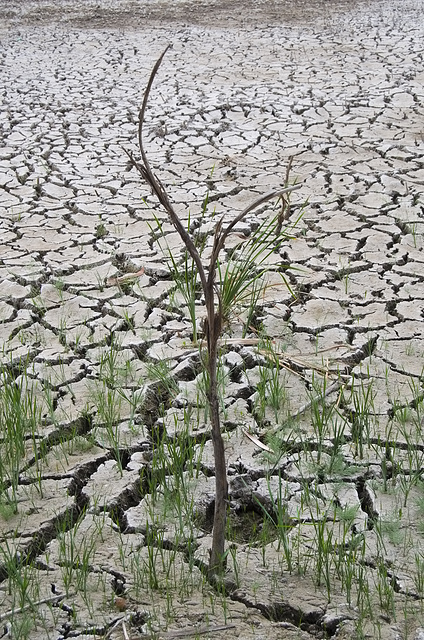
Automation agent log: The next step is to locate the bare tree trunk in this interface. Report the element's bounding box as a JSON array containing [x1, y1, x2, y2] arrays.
[[206, 313, 228, 576]]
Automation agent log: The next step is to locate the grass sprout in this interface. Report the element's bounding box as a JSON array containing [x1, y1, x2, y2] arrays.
[[0, 368, 43, 512]]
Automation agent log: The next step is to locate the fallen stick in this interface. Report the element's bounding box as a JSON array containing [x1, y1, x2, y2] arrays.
[[269, 376, 348, 436], [143, 624, 236, 639], [0, 593, 69, 622]]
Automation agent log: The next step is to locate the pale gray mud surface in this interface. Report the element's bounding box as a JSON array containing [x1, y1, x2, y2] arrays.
[[1, 0, 424, 638]]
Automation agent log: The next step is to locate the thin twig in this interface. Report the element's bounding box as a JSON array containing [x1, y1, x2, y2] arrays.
[[122, 619, 130, 640], [103, 616, 126, 639], [0, 594, 69, 622], [284, 155, 294, 186], [276, 155, 294, 232], [268, 377, 349, 436], [142, 624, 236, 639]]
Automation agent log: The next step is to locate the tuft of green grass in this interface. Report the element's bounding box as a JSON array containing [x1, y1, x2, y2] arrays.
[[0, 367, 43, 512]]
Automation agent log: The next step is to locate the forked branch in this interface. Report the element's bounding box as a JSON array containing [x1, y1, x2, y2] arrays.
[[127, 46, 301, 295]]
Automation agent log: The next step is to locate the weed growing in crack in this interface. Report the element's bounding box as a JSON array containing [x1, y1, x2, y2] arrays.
[[334, 543, 357, 606], [9, 617, 34, 640], [142, 418, 207, 555], [377, 517, 403, 547], [0, 366, 43, 513], [154, 208, 209, 345], [0, 541, 39, 610], [252, 474, 294, 572], [216, 213, 295, 334], [90, 339, 144, 472], [146, 359, 179, 399], [347, 375, 376, 459], [310, 509, 335, 602], [376, 558, 396, 618], [128, 522, 202, 613], [254, 338, 288, 424], [227, 545, 241, 589], [241, 278, 264, 338], [94, 381, 124, 473], [55, 509, 100, 599], [330, 413, 348, 464], [309, 373, 335, 465]]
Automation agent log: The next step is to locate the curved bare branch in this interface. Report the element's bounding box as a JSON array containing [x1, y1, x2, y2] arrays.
[[228, 183, 302, 234], [209, 183, 302, 270], [131, 45, 208, 295]]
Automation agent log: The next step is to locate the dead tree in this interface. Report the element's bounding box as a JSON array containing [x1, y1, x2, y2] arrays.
[[126, 46, 300, 578]]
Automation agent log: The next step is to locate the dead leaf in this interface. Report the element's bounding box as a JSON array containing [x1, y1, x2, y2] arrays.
[[242, 429, 273, 452]]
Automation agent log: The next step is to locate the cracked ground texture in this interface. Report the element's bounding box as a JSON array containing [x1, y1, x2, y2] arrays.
[[1, 0, 424, 638]]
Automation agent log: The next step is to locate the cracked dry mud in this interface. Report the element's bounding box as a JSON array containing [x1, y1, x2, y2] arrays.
[[1, 0, 424, 638]]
